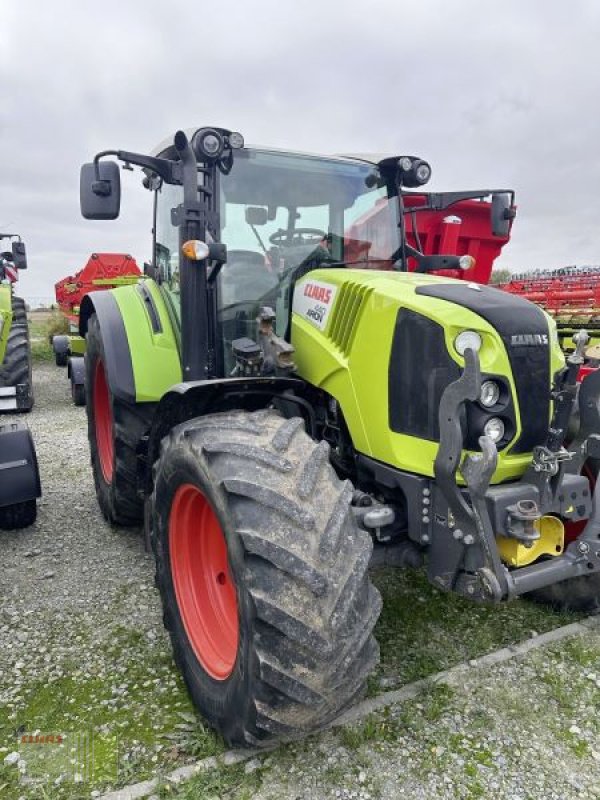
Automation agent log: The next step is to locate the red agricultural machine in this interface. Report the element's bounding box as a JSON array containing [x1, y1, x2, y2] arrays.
[[344, 190, 513, 282], [52, 252, 141, 404], [496, 267, 600, 357]]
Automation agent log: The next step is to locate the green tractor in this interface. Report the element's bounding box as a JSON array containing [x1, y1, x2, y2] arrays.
[[0, 235, 33, 412], [79, 128, 600, 747], [0, 235, 40, 528]]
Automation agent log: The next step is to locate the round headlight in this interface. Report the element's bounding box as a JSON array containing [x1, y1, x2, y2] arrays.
[[398, 157, 413, 172], [483, 417, 505, 443], [415, 162, 431, 184], [229, 131, 244, 149], [202, 133, 222, 155], [192, 128, 225, 160], [454, 330, 482, 356], [480, 380, 500, 408]]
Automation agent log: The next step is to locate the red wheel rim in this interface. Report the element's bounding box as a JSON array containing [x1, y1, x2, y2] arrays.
[[94, 359, 114, 483], [169, 484, 239, 680]]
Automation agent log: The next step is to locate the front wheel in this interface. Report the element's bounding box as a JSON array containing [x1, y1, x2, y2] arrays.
[[151, 410, 381, 747], [85, 314, 154, 525]]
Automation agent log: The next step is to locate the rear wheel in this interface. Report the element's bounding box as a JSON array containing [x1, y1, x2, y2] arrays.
[[0, 499, 36, 530], [151, 410, 381, 746], [0, 321, 33, 412], [85, 314, 154, 525]]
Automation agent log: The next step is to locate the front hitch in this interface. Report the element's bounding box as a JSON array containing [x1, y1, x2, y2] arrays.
[[431, 345, 600, 602]]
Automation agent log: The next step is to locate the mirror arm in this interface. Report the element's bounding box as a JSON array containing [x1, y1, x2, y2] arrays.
[[92, 150, 182, 192], [401, 189, 515, 213]]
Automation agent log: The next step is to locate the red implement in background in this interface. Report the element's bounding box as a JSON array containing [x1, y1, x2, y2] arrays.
[[496, 269, 600, 328], [344, 194, 513, 283], [55, 253, 141, 325]]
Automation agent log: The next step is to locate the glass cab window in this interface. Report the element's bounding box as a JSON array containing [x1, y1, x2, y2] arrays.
[[153, 148, 400, 373], [219, 149, 399, 362]]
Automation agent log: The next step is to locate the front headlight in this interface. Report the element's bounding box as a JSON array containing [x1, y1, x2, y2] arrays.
[[454, 330, 482, 356], [480, 380, 500, 408], [483, 416, 505, 443]]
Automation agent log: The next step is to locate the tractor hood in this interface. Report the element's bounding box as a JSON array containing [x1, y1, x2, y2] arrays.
[[290, 269, 565, 483]]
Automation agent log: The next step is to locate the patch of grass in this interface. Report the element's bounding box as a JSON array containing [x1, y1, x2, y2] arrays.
[[420, 683, 455, 722], [30, 337, 54, 361], [540, 671, 576, 710], [157, 762, 263, 799], [371, 566, 580, 686], [44, 310, 70, 339], [28, 309, 69, 361], [0, 623, 223, 798], [339, 715, 386, 750]]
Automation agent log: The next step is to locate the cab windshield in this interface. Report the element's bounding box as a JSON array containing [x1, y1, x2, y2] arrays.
[[219, 148, 399, 351], [154, 148, 400, 371]]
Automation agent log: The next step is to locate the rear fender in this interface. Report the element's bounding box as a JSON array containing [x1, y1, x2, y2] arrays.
[[143, 376, 310, 492], [79, 280, 181, 403], [0, 422, 41, 507]]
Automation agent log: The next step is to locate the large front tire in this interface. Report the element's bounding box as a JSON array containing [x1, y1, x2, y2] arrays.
[[85, 314, 154, 525], [151, 410, 381, 747]]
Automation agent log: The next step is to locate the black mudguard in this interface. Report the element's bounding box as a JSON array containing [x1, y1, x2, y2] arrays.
[[143, 376, 310, 493], [0, 422, 41, 508]]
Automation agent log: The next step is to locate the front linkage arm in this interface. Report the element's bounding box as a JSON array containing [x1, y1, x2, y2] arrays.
[[432, 346, 600, 603], [433, 348, 507, 601]]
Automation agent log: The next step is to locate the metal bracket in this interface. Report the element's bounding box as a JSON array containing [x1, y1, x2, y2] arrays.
[[433, 348, 508, 600]]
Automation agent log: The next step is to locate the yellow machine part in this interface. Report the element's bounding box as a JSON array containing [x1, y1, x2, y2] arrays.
[[496, 515, 564, 568]]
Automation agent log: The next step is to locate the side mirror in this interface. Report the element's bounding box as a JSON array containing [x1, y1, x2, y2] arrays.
[[245, 206, 268, 226], [80, 161, 121, 220], [11, 241, 27, 269], [491, 193, 515, 238]]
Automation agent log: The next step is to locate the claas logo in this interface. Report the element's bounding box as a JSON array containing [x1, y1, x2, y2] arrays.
[[304, 283, 332, 304]]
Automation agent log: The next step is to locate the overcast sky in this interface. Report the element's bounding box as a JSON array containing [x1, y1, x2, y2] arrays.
[[1, 0, 600, 304]]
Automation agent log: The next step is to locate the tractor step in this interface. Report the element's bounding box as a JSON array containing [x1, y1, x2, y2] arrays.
[[0, 386, 17, 411]]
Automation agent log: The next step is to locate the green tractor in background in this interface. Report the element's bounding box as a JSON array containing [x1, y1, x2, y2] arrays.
[[0, 234, 33, 412], [0, 235, 40, 528], [80, 127, 600, 747]]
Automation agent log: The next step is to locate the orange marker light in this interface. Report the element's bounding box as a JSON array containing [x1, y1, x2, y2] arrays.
[[182, 240, 210, 261]]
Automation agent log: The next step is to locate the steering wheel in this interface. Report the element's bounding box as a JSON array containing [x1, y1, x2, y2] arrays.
[[269, 228, 327, 248]]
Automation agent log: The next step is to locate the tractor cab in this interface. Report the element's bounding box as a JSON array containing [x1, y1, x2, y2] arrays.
[[150, 138, 515, 374]]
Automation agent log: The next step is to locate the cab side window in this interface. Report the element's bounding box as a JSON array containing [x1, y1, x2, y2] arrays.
[[154, 182, 182, 293]]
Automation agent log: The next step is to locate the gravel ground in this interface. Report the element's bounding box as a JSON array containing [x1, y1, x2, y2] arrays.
[[1, 361, 598, 800]]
